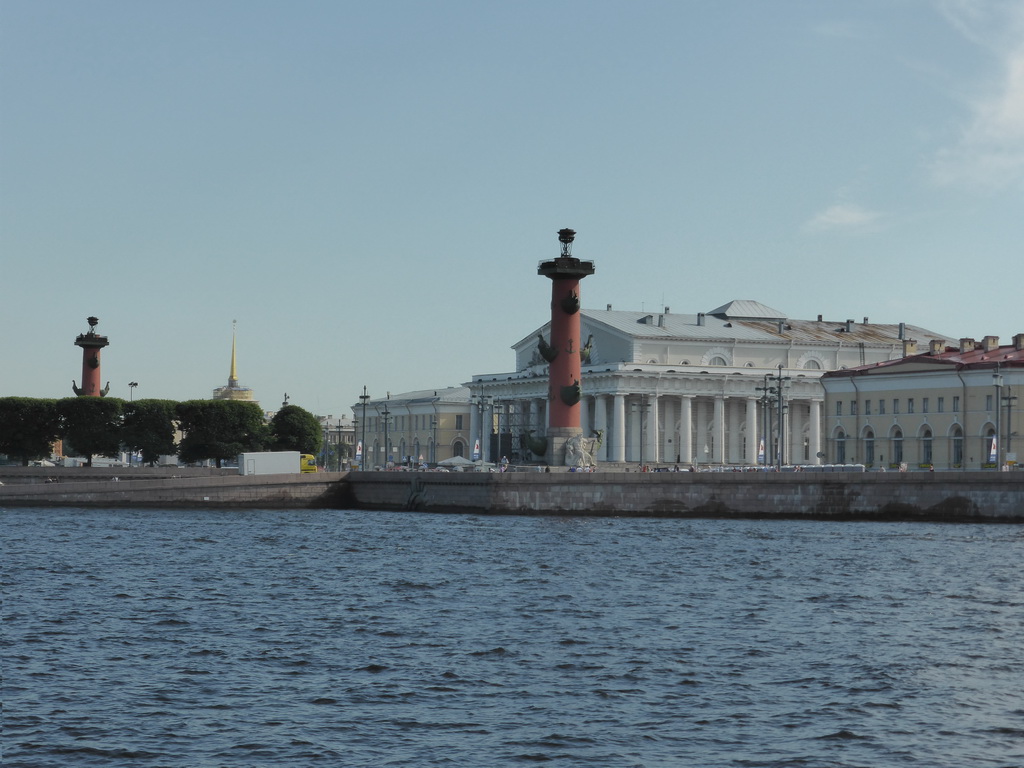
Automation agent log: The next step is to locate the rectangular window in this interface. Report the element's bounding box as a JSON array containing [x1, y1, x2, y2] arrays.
[[836, 402, 843, 417], [908, 398, 915, 414], [986, 394, 993, 410], [851, 401, 858, 416], [455, 414, 464, 430], [923, 398, 929, 414], [938, 397, 944, 413], [953, 396, 960, 412], [865, 400, 871, 415], [879, 400, 886, 415], [893, 399, 900, 414]]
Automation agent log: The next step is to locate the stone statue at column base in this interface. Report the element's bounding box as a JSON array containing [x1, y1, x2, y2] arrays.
[[561, 429, 604, 468]]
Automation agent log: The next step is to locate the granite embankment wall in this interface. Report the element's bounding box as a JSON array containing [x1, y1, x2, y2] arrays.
[[346, 471, 1024, 522], [3, 467, 1023, 521], [0, 468, 351, 509]]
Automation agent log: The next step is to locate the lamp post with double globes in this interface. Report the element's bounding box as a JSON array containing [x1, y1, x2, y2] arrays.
[[359, 386, 370, 471], [993, 367, 1002, 468], [1004, 389, 1018, 465]]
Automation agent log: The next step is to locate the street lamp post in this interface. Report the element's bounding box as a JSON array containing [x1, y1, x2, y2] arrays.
[[382, 398, 392, 469], [756, 374, 772, 466], [431, 416, 438, 465], [773, 364, 791, 469], [359, 386, 369, 471], [494, 401, 503, 465], [473, 395, 491, 462], [127, 381, 139, 466], [994, 369, 1003, 468], [1003, 388, 1017, 466]]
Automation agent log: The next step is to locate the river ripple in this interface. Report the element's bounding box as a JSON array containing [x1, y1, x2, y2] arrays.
[[2, 508, 1023, 767]]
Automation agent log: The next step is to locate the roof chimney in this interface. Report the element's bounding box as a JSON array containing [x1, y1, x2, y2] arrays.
[[697, 312, 705, 327], [864, 317, 869, 325], [845, 319, 854, 333], [1015, 333, 1024, 351], [898, 322, 906, 340], [902, 339, 918, 357], [817, 314, 823, 322], [982, 335, 999, 352], [929, 339, 944, 355], [959, 338, 975, 353], [664, 306, 670, 314], [606, 304, 612, 311]]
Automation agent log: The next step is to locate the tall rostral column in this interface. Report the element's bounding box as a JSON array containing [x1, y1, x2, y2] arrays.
[[72, 316, 110, 397], [538, 228, 595, 465]]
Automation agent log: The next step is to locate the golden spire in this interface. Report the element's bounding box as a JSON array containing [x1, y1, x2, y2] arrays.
[[228, 320, 239, 387]]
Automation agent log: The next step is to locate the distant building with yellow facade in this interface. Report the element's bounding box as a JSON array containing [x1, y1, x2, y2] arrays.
[[821, 334, 1024, 470]]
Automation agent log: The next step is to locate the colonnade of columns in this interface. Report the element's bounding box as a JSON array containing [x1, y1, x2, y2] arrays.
[[486, 392, 823, 466]]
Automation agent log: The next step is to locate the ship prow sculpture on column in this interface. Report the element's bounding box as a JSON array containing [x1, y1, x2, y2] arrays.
[[537, 228, 596, 466]]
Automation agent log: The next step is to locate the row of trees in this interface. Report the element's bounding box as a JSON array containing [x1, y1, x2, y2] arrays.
[[0, 397, 323, 467]]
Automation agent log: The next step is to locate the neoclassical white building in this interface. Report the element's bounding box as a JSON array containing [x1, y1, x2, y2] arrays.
[[469, 300, 950, 466]]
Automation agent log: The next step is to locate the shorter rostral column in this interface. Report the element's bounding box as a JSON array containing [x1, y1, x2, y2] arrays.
[[72, 316, 110, 397], [538, 228, 595, 465]]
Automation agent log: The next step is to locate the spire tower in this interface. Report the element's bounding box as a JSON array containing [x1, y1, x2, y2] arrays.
[[213, 320, 256, 402]]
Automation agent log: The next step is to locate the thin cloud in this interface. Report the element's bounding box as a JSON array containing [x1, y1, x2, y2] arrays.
[[802, 203, 883, 233], [932, 1, 1024, 189]]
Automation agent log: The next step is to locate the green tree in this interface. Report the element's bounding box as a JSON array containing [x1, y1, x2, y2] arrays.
[[269, 405, 323, 455], [176, 400, 268, 467], [57, 397, 124, 467], [0, 397, 61, 466], [122, 399, 179, 466]]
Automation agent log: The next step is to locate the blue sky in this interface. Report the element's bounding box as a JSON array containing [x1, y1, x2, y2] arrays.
[[3, 0, 1022, 418]]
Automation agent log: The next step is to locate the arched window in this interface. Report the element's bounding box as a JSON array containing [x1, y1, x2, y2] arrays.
[[985, 427, 997, 465], [863, 428, 875, 466], [920, 428, 933, 466], [835, 429, 847, 464], [709, 356, 727, 366], [951, 426, 963, 467], [891, 427, 904, 465], [804, 359, 822, 369]]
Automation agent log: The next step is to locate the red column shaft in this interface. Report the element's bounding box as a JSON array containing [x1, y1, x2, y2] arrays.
[[548, 277, 582, 428], [80, 349, 102, 396]]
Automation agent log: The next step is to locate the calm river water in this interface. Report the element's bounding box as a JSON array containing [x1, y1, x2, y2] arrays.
[[2, 508, 1023, 767]]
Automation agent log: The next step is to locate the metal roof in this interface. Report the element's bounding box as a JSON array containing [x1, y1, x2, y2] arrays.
[[360, 386, 471, 407], [706, 300, 787, 320], [564, 307, 951, 347], [823, 340, 1024, 377]]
